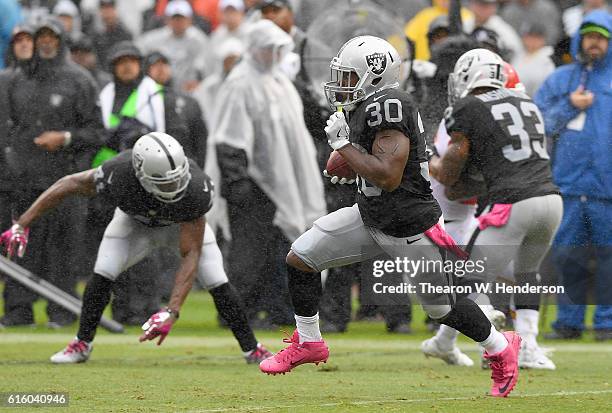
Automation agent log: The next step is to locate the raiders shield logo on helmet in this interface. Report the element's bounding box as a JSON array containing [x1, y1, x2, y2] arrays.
[[459, 56, 475, 73], [134, 153, 144, 170], [365, 52, 387, 76]]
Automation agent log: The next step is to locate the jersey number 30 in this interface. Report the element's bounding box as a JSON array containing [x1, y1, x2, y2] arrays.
[[491, 101, 550, 162], [366, 99, 403, 127]]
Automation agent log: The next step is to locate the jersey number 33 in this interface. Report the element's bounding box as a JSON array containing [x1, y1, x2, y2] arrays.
[[491, 101, 550, 162]]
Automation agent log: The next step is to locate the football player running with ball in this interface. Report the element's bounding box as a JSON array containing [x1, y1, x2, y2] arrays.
[[0, 133, 271, 365], [259, 37, 521, 397]]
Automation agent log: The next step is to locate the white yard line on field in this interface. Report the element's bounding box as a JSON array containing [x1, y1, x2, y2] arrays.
[[187, 390, 612, 412], [1, 334, 611, 353]]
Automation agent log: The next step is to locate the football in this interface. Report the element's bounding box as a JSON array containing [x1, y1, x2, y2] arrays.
[[325, 150, 356, 179]]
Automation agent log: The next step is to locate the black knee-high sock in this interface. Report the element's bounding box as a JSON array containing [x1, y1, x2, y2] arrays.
[[77, 274, 113, 342], [515, 272, 541, 311], [210, 283, 258, 352], [287, 265, 322, 317], [439, 297, 492, 342]]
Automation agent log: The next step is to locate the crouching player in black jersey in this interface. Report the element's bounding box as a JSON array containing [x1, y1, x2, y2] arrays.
[[259, 37, 521, 397], [430, 49, 562, 371], [0, 132, 271, 364]]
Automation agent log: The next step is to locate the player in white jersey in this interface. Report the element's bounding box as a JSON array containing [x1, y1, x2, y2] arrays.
[[430, 121, 479, 244]]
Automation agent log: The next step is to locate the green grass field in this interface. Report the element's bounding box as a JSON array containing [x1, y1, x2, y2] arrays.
[[1, 291, 610, 412]]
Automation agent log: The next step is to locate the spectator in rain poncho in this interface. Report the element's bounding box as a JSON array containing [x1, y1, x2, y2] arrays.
[[213, 19, 326, 327], [191, 38, 243, 242], [194, 37, 244, 131], [535, 11, 612, 341]]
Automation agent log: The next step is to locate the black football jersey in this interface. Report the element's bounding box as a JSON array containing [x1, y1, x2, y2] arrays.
[[94, 151, 213, 227], [348, 88, 441, 237], [445, 89, 559, 204]]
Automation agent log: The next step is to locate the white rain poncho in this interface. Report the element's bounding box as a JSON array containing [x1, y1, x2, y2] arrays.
[[212, 19, 326, 242], [196, 38, 245, 239], [194, 38, 245, 130]]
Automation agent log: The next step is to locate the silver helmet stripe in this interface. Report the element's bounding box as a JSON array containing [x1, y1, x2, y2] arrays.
[[148, 134, 176, 170]]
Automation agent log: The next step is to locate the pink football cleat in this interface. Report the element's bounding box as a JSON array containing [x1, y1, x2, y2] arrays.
[[259, 330, 329, 375], [484, 331, 522, 397]]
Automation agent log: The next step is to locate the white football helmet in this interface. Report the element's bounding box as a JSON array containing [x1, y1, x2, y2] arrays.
[[132, 132, 191, 203], [324, 35, 401, 111], [448, 48, 506, 105]]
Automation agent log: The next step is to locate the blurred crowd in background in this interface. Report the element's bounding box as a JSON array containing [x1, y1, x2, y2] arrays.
[[0, 0, 610, 340]]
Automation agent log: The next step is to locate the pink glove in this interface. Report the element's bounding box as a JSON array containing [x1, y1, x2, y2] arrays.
[[424, 222, 468, 260], [477, 204, 513, 231], [0, 224, 30, 258], [139, 309, 175, 346]]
